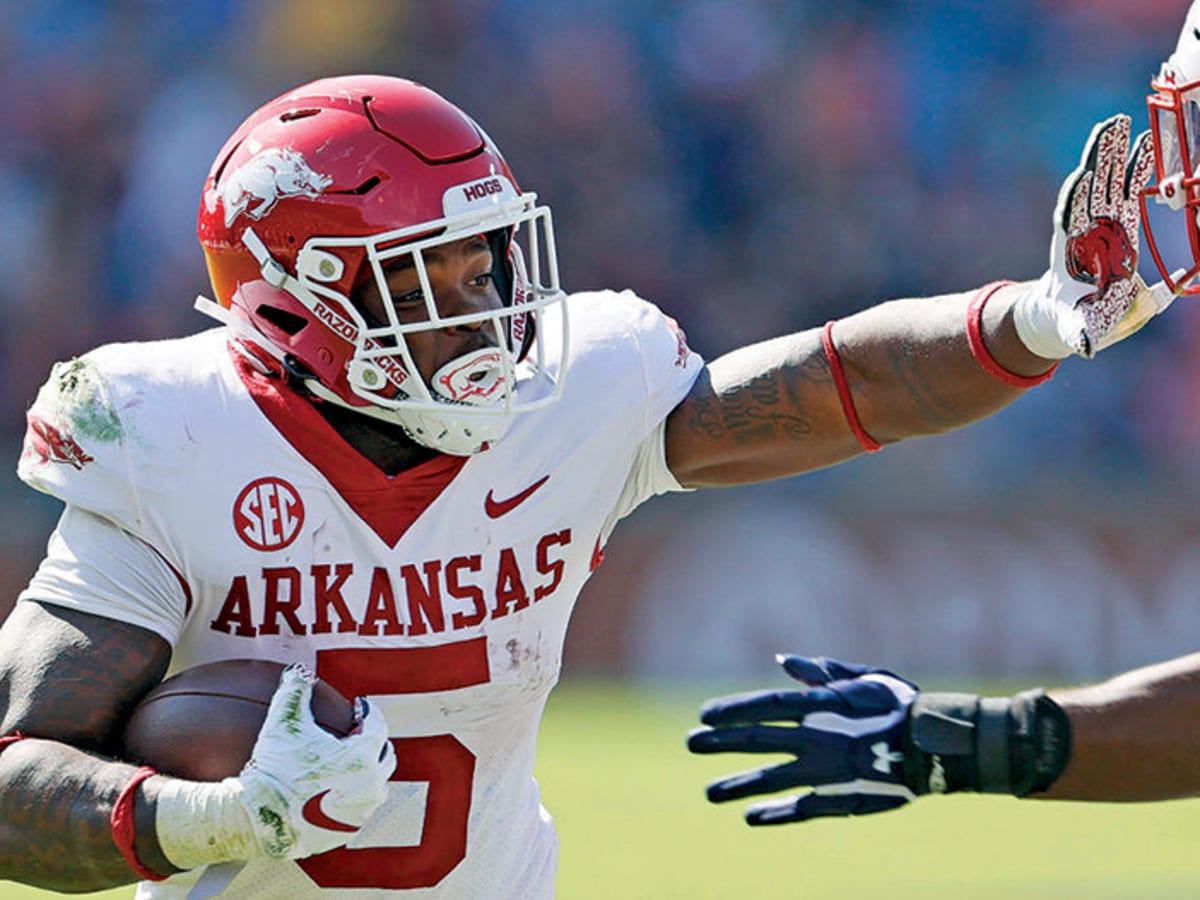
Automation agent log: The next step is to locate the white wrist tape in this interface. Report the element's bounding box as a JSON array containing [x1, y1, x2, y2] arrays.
[[1012, 274, 1075, 360], [154, 777, 261, 870]]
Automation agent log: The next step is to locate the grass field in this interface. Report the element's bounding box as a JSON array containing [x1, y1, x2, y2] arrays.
[[541, 681, 1200, 900], [6, 678, 1200, 899]]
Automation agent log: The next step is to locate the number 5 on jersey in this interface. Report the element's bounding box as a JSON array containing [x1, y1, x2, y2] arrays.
[[300, 640, 489, 890]]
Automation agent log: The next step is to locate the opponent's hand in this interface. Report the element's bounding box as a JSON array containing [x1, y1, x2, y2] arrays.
[[1014, 113, 1175, 359], [236, 664, 395, 859], [687, 655, 922, 825], [687, 654, 1072, 827]]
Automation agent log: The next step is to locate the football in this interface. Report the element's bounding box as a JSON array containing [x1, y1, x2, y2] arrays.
[[119, 658, 355, 781]]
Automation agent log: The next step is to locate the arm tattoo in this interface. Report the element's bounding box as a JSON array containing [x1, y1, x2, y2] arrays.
[[685, 356, 824, 446], [881, 340, 964, 430]]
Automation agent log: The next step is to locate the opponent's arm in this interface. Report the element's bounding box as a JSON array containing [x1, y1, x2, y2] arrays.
[[688, 653, 1200, 828], [687, 654, 1070, 825], [1044, 652, 1200, 801], [0, 601, 174, 890], [667, 115, 1171, 488]]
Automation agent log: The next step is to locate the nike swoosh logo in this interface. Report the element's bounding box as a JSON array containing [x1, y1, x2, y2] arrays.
[[301, 790, 358, 833], [485, 475, 549, 518]]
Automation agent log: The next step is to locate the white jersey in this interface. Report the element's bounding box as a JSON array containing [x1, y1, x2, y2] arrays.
[[16, 290, 702, 899]]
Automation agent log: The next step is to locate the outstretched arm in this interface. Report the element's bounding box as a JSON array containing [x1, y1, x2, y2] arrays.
[[667, 115, 1170, 488], [667, 283, 1044, 486]]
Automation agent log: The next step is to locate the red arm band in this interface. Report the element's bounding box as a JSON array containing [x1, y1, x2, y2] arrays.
[[967, 282, 1058, 388], [111, 766, 168, 882], [821, 320, 882, 453]]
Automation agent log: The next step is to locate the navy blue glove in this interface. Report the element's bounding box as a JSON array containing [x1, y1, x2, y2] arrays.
[[688, 655, 922, 824], [688, 654, 1071, 826]]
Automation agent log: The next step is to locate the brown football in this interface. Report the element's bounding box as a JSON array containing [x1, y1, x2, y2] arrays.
[[119, 659, 355, 781]]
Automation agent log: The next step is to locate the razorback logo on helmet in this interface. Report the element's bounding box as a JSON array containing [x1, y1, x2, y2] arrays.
[[217, 148, 333, 228], [233, 477, 306, 552], [22, 416, 94, 471]]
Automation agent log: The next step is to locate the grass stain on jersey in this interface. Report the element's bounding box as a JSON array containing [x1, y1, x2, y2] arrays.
[[46, 358, 123, 442], [255, 806, 291, 857], [281, 690, 304, 735]]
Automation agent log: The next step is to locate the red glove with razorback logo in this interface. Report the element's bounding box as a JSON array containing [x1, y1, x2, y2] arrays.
[[1014, 113, 1176, 359]]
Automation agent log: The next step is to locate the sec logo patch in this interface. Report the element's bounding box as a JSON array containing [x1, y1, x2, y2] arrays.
[[234, 477, 305, 551]]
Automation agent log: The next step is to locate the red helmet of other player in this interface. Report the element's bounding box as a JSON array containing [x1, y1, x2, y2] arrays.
[[1143, 2, 1200, 295], [196, 75, 567, 455]]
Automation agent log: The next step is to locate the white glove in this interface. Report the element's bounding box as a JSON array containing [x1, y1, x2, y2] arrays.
[[236, 664, 395, 859], [1014, 113, 1177, 359], [155, 665, 395, 868]]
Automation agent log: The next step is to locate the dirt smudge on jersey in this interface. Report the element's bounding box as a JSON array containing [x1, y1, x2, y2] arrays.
[[48, 358, 124, 443]]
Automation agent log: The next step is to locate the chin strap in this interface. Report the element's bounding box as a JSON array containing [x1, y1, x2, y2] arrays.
[[194, 295, 280, 377], [303, 378, 406, 424]]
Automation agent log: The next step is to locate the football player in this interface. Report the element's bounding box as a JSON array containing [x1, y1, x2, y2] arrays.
[[690, 0, 1200, 825], [0, 69, 1178, 899]]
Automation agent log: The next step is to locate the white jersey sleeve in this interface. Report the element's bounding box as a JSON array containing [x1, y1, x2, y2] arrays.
[[582, 291, 701, 538], [18, 353, 143, 530], [600, 418, 686, 539], [18, 505, 188, 642], [618, 289, 702, 442], [15, 335, 225, 642]]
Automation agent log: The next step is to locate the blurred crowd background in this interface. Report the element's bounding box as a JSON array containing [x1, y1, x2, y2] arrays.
[[2, 0, 1198, 683]]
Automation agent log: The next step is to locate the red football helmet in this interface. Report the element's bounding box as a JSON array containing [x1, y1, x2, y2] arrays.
[[196, 75, 566, 454], [1143, 2, 1200, 295]]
